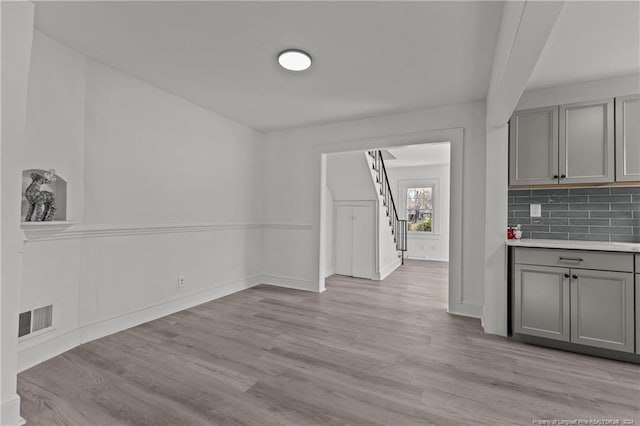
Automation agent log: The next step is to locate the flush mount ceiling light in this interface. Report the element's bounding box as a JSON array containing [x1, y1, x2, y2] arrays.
[[277, 49, 312, 71]]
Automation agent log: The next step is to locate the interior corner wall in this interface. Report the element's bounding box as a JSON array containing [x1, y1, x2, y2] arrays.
[[1, 2, 35, 425], [17, 31, 265, 372], [262, 101, 487, 314], [324, 185, 334, 277], [386, 163, 451, 261]]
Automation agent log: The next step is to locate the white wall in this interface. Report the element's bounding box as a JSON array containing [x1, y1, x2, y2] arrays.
[[326, 152, 377, 201], [516, 74, 640, 110], [263, 101, 486, 316], [1, 3, 35, 425], [324, 186, 334, 277], [18, 31, 265, 371], [387, 163, 450, 261]]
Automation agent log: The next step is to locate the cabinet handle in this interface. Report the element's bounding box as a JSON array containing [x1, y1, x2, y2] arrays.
[[572, 275, 578, 280], [558, 256, 583, 263], [563, 273, 570, 278], [553, 175, 559, 179], [560, 174, 566, 179]]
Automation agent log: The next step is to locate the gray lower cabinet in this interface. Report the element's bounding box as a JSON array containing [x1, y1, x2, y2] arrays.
[[615, 94, 640, 182], [514, 264, 570, 341], [513, 248, 637, 356], [570, 269, 635, 353], [637, 272, 639, 355]]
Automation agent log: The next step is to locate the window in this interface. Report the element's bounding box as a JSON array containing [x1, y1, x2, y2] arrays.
[[406, 186, 433, 232]]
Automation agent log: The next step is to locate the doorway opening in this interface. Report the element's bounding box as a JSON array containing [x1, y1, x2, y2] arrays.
[[317, 131, 463, 315]]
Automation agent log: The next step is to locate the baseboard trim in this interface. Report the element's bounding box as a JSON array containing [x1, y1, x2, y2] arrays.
[[17, 275, 262, 372], [1, 394, 24, 426], [448, 302, 483, 319], [376, 258, 402, 281], [260, 274, 316, 292]]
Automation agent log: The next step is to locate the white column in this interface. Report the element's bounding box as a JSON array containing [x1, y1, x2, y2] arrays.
[[1, 2, 35, 425], [482, 125, 509, 336]]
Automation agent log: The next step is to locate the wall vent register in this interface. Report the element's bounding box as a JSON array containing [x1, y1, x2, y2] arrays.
[[18, 304, 53, 337]]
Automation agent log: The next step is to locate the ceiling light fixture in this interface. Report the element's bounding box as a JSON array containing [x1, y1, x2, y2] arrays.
[[277, 49, 312, 71]]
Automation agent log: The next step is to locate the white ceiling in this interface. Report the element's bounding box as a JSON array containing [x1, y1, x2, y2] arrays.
[[384, 143, 450, 168], [527, 1, 640, 90], [34, 1, 504, 132]]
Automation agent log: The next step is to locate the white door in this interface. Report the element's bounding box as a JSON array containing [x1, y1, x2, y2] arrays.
[[334, 205, 374, 279], [335, 206, 353, 276], [351, 206, 373, 279]]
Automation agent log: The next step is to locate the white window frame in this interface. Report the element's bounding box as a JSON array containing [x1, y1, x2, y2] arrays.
[[399, 178, 440, 238]]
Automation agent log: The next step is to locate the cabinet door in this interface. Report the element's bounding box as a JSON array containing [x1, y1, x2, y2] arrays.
[[509, 106, 559, 186], [335, 206, 353, 276], [615, 95, 640, 182], [570, 269, 634, 353], [559, 99, 614, 184], [351, 206, 373, 279], [514, 264, 570, 341], [636, 274, 639, 355]]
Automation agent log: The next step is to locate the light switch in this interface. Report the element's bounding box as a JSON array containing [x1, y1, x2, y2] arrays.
[[530, 204, 542, 217]]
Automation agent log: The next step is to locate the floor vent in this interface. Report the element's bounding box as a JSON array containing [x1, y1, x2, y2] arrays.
[[18, 304, 53, 337], [18, 311, 31, 337], [32, 305, 53, 332]]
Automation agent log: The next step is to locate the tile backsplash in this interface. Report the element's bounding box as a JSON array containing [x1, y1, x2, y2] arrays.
[[508, 186, 640, 242]]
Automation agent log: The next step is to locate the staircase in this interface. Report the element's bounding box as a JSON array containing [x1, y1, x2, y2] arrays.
[[367, 150, 408, 264]]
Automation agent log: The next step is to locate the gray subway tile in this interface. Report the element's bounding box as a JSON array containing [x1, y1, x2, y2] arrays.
[[514, 211, 533, 218], [509, 218, 531, 226], [589, 195, 631, 203], [508, 189, 532, 197], [532, 232, 568, 240], [569, 203, 609, 210], [522, 225, 551, 232], [610, 186, 640, 194], [590, 210, 632, 218], [549, 195, 588, 203], [569, 233, 610, 242], [611, 234, 640, 243], [589, 226, 633, 235], [569, 218, 610, 226], [551, 225, 588, 233], [531, 189, 568, 196], [515, 196, 549, 204], [508, 204, 530, 211], [532, 218, 568, 226], [543, 203, 569, 210], [550, 210, 589, 218], [611, 218, 640, 227], [569, 188, 609, 195], [633, 194, 640, 202], [610, 202, 640, 210], [634, 211, 640, 218]]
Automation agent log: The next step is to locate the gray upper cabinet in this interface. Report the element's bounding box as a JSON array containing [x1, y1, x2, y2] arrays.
[[615, 94, 640, 182], [514, 264, 570, 342], [559, 99, 614, 184], [509, 106, 559, 186], [570, 269, 634, 353]]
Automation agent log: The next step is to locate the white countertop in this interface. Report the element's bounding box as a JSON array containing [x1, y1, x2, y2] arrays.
[[506, 238, 640, 253]]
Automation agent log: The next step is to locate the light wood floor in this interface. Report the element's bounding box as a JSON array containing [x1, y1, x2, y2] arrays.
[[18, 260, 640, 425]]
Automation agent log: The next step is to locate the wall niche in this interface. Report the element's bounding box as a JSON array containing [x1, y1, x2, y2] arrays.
[[21, 169, 67, 222]]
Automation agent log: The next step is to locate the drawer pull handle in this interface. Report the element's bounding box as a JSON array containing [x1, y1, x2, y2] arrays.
[[563, 273, 570, 278], [558, 256, 583, 262], [572, 275, 578, 280]]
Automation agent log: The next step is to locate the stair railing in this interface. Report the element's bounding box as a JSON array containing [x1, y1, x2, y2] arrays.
[[368, 150, 408, 262]]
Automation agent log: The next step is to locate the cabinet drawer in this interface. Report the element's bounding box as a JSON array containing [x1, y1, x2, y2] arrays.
[[514, 248, 634, 272]]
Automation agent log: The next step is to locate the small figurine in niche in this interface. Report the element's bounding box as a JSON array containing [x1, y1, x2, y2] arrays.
[[24, 169, 57, 222]]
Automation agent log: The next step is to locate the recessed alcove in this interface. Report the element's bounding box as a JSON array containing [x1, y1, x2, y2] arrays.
[[21, 169, 68, 222]]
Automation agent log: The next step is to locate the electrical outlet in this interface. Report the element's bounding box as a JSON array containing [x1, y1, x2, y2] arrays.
[[530, 204, 542, 218], [178, 276, 185, 288]]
